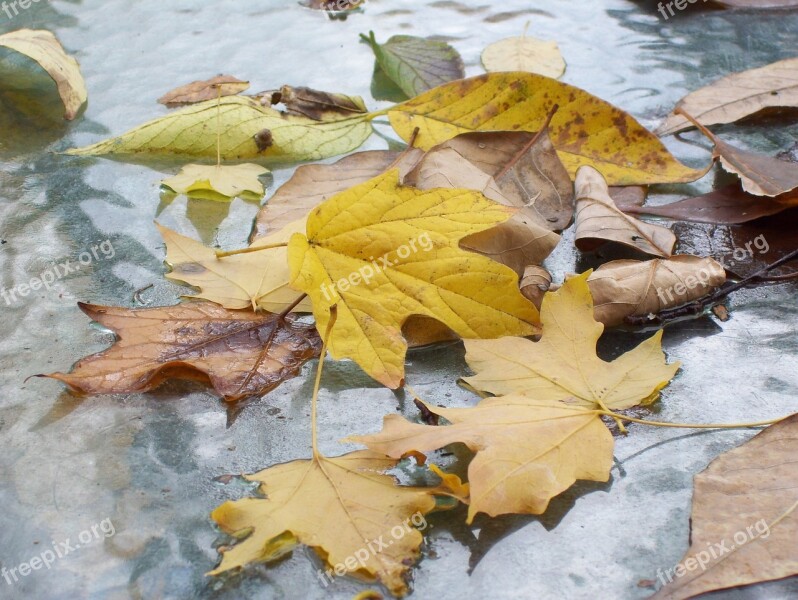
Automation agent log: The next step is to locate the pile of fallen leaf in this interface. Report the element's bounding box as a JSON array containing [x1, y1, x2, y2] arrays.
[[4, 10, 797, 599]]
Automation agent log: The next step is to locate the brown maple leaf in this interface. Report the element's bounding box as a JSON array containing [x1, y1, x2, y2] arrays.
[[41, 302, 321, 402]]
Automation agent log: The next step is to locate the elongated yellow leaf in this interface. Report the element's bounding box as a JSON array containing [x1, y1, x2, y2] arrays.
[[0, 29, 87, 120], [388, 73, 707, 185], [287, 169, 539, 388], [159, 221, 311, 312], [210, 450, 438, 597], [464, 272, 680, 410], [67, 96, 373, 162]]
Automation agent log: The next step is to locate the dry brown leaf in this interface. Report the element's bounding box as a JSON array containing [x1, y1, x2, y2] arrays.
[[268, 85, 368, 121], [651, 414, 798, 600], [210, 450, 438, 597], [519, 265, 552, 307], [158, 75, 250, 107], [620, 184, 798, 225], [42, 302, 321, 402], [587, 257, 726, 327], [251, 150, 421, 241], [575, 166, 676, 257], [682, 111, 798, 197], [421, 128, 574, 231], [404, 145, 560, 274], [657, 57, 798, 136]]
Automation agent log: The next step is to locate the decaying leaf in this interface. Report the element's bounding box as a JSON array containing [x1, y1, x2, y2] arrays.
[[67, 96, 373, 162], [158, 75, 250, 107], [353, 273, 681, 521], [574, 166, 676, 257], [0, 29, 87, 120], [620, 183, 798, 225], [350, 395, 612, 522], [287, 169, 539, 389], [209, 450, 438, 596], [588, 257, 726, 327], [481, 34, 566, 79], [519, 258, 726, 327], [252, 150, 421, 241], [404, 143, 560, 274], [651, 414, 798, 600], [464, 272, 681, 410], [388, 73, 707, 185], [681, 112, 798, 197], [656, 58, 798, 136], [417, 126, 575, 232], [158, 223, 312, 313], [269, 84, 368, 121], [161, 163, 269, 201], [360, 31, 465, 98], [519, 265, 552, 307], [42, 302, 321, 401]]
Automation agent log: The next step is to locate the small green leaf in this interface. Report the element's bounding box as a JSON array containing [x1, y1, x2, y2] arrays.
[[360, 31, 465, 98]]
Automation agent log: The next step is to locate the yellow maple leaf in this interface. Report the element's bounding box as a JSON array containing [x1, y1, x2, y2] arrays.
[[286, 169, 540, 388], [157, 221, 311, 313], [209, 450, 438, 597], [351, 273, 681, 521], [463, 271, 681, 410], [161, 163, 269, 201], [350, 396, 612, 522], [387, 72, 708, 185]]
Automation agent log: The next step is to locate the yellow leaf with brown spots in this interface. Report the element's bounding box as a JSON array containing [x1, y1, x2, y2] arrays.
[[387, 73, 708, 185]]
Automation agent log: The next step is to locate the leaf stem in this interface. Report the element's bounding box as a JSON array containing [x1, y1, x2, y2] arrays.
[[215, 242, 288, 258], [311, 307, 338, 459], [599, 410, 785, 430], [278, 294, 308, 319], [495, 103, 559, 180]]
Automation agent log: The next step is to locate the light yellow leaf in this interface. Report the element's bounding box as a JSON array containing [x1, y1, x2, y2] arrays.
[[158, 221, 312, 313], [0, 29, 87, 120], [464, 271, 681, 410], [388, 73, 707, 185], [481, 35, 566, 79], [67, 96, 373, 162], [161, 163, 269, 201], [287, 169, 540, 388], [209, 450, 438, 597], [354, 273, 682, 521], [350, 396, 613, 522]]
